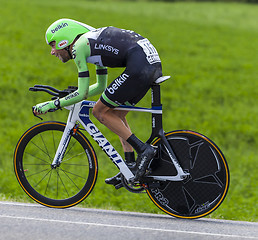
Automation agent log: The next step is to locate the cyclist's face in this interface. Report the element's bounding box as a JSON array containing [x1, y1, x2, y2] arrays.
[[49, 42, 70, 63]]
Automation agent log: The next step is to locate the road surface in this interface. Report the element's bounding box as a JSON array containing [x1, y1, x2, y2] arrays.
[[0, 201, 257, 240]]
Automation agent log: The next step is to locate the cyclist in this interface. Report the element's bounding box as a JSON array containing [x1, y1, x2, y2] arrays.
[[34, 18, 163, 186]]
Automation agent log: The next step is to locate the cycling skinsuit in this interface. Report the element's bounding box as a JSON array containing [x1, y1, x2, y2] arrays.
[[72, 26, 162, 108]]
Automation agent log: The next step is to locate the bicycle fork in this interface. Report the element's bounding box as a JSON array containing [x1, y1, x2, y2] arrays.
[[51, 104, 81, 168], [51, 121, 75, 169]]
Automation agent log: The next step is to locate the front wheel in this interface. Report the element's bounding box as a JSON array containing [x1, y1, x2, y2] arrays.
[[14, 121, 98, 208], [146, 130, 230, 219]]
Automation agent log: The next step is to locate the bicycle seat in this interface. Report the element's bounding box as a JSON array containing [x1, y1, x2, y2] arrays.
[[154, 76, 171, 84]]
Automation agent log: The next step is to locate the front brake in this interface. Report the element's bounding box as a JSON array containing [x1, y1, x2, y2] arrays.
[[32, 106, 43, 120], [32, 106, 59, 120]]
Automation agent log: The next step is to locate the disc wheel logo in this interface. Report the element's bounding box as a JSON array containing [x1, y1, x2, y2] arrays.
[[58, 40, 69, 48]]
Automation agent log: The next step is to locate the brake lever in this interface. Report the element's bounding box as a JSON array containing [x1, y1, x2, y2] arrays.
[[32, 106, 60, 120], [32, 107, 43, 120]]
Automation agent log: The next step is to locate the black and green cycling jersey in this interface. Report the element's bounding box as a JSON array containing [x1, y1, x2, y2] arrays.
[[59, 26, 162, 108]]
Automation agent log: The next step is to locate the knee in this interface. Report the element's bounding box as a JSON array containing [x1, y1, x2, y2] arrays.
[[92, 106, 100, 121], [92, 106, 105, 124]]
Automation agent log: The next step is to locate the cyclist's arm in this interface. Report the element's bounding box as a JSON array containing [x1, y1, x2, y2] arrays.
[[88, 65, 108, 97], [35, 37, 107, 113], [58, 37, 107, 108]]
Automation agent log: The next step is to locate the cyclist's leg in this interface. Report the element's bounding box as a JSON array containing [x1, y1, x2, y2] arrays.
[[93, 67, 150, 155], [113, 110, 134, 152], [92, 103, 134, 156], [93, 101, 135, 187], [115, 110, 136, 166], [94, 92, 156, 183], [94, 47, 162, 181], [104, 109, 135, 186], [92, 101, 132, 141]]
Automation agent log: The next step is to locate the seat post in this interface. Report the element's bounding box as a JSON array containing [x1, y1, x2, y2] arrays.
[[146, 83, 164, 144], [151, 83, 161, 107], [151, 75, 170, 107], [147, 76, 170, 143]]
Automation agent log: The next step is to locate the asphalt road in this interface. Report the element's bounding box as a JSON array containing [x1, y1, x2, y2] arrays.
[[0, 201, 257, 240]]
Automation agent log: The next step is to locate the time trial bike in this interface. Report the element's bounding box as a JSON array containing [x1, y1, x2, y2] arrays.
[[14, 76, 230, 219]]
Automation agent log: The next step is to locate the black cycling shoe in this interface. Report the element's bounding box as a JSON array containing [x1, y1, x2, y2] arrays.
[[130, 144, 156, 183], [105, 173, 123, 189]]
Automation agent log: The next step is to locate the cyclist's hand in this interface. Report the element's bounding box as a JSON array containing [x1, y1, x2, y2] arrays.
[[34, 101, 54, 115]]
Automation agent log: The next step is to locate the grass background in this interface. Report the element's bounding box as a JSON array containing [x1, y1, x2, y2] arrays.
[[0, 0, 257, 221]]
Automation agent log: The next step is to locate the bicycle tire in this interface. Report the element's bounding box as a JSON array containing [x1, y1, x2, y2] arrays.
[[14, 121, 98, 208], [146, 130, 229, 219]]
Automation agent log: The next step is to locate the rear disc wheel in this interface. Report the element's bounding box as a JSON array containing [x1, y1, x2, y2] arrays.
[[146, 130, 230, 219]]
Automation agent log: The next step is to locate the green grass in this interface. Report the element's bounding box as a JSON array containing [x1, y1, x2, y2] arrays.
[[0, 0, 257, 221]]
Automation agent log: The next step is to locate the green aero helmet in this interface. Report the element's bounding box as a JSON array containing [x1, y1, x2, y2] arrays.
[[45, 18, 95, 50]]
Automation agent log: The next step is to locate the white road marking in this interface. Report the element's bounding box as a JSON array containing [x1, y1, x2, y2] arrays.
[[0, 214, 257, 239]]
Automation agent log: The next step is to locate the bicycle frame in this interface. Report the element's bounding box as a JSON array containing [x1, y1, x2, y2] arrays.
[[51, 79, 189, 182]]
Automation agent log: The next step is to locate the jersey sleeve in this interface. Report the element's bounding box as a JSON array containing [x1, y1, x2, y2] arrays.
[[88, 65, 108, 97], [58, 35, 107, 108]]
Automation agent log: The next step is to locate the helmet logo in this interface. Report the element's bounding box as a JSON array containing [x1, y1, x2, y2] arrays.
[[51, 23, 68, 34], [58, 40, 69, 48]]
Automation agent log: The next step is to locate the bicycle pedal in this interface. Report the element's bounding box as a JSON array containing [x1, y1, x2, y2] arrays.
[[115, 182, 123, 189]]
